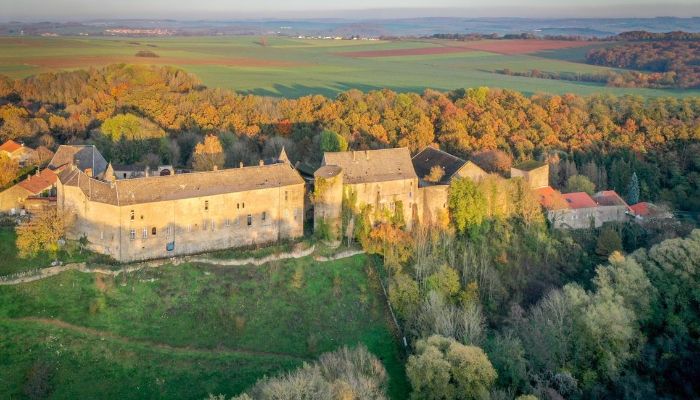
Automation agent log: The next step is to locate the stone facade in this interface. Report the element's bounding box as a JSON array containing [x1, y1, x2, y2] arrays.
[[58, 160, 305, 263], [511, 162, 549, 189]]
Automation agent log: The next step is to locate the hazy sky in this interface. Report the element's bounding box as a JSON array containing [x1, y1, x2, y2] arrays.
[[2, 0, 699, 20]]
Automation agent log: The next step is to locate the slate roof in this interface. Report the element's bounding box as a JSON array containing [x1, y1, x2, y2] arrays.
[[49, 145, 108, 176], [412, 147, 467, 185], [17, 169, 57, 195], [59, 163, 304, 206], [562, 192, 597, 209], [0, 140, 22, 153], [322, 148, 417, 184]]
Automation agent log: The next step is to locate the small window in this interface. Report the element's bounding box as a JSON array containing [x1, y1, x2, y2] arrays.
[[205, 200, 209, 211], [225, 219, 231, 227], [211, 220, 215, 231], [100, 231, 104, 240], [130, 210, 135, 220], [262, 211, 267, 222], [242, 202, 245, 209], [152, 227, 157, 236], [167, 226, 173, 237], [142, 228, 147, 239], [285, 191, 288, 201], [203, 220, 209, 230], [247, 214, 252, 226], [237, 203, 240, 209], [130, 229, 136, 240]]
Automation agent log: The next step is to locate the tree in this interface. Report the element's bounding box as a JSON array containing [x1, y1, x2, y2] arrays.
[[565, 175, 596, 195], [626, 172, 640, 204], [470, 150, 512, 174], [0, 152, 19, 188], [596, 227, 623, 257], [15, 209, 67, 259], [425, 165, 445, 183], [389, 272, 420, 320], [406, 335, 496, 400], [448, 178, 487, 235], [426, 265, 461, 300], [226, 345, 388, 400], [320, 130, 348, 153], [193, 134, 225, 171]]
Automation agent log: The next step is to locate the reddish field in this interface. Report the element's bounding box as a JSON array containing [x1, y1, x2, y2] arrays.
[[337, 46, 474, 58], [440, 39, 593, 55], [338, 39, 592, 58]]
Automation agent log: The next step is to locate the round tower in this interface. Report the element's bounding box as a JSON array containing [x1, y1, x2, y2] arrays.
[[313, 165, 344, 240]]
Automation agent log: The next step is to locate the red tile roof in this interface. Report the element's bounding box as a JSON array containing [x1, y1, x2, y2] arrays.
[[535, 186, 569, 210], [0, 140, 22, 153], [562, 192, 597, 209], [630, 202, 650, 216], [17, 169, 57, 194], [593, 190, 631, 211]]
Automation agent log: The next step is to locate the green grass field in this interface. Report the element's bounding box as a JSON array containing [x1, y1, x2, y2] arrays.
[[1, 36, 698, 98], [0, 254, 408, 399]]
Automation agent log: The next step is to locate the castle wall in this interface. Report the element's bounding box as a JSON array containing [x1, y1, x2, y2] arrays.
[[0, 185, 32, 214], [60, 182, 305, 263], [313, 174, 343, 239], [345, 178, 419, 229], [511, 164, 549, 189], [417, 185, 449, 227]]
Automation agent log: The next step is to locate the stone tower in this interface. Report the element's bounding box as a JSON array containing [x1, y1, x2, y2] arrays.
[[313, 165, 344, 239]]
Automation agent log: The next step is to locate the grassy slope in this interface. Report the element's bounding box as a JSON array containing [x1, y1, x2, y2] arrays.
[[0, 255, 408, 399], [0, 36, 698, 98]]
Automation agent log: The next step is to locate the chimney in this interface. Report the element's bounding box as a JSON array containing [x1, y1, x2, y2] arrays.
[[259, 160, 264, 166], [239, 161, 244, 168], [365, 150, 370, 160]]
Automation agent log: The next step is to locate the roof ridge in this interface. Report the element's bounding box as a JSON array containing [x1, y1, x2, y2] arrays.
[[112, 162, 294, 184]]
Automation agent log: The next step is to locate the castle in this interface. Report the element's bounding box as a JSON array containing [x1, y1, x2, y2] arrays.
[[0, 140, 638, 262]]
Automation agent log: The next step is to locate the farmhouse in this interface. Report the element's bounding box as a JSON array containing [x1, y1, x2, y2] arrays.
[[0, 140, 39, 166], [0, 169, 57, 214], [57, 152, 305, 262], [535, 186, 632, 229]]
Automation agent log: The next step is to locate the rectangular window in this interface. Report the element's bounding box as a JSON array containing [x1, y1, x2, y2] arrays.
[[205, 200, 209, 211], [247, 214, 252, 226], [262, 211, 267, 222], [242, 202, 245, 209], [142, 228, 147, 239], [211, 220, 215, 231], [225, 219, 231, 227], [203, 220, 209, 231], [237, 203, 240, 209], [100, 231, 104, 240], [130, 229, 136, 240], [130, 210, 135, 220], [285, 191, 288, 201], [167, 226, 173, 238]]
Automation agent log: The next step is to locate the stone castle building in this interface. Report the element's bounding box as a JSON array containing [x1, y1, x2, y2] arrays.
[[57, 153, 305, 262]]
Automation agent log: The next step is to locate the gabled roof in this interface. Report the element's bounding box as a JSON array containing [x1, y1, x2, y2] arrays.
[[534, 186, 569, 210], [562, 192, 597, 209], [48, 145, 108, 176], [412, 147, 467, 185], [593, 190, 631, 210], [322, 148, 417, 184], [630, 202, 651, 216], [59, 163, 304, 206], [0, 140, 22, 153], [17, 169, 57, 195]]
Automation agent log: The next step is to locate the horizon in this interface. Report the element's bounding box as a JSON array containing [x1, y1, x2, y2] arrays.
[[3, 3, 700, 22]]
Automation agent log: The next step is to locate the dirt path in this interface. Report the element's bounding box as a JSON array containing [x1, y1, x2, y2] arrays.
[[0, 246, 365, 286], [11, 317, 309, 360]]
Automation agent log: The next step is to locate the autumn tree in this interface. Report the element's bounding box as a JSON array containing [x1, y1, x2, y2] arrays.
[[406, 335, 496, 400], [0, 152, 19, 188], [596, 227, 623, 257], [193, 134, 225, 171], [15, 209, 67, 259], [424, 166, 445, 183], [470, 150, 512, 174]]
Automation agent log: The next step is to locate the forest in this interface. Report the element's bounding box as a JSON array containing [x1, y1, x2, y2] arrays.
[[586, 41, 700, 89]]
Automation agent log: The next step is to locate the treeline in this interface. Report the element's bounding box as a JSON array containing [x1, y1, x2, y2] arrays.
[[612, 30, 700, 41], [586, 41, 700, 88], [0, 64, 698, 210]]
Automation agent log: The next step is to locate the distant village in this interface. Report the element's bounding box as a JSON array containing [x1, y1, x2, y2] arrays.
[[1, 139, 671, 263]]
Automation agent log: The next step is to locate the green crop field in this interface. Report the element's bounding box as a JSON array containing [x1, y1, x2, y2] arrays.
[[1, 35, 698, 98], [0, 254, 408, 399]]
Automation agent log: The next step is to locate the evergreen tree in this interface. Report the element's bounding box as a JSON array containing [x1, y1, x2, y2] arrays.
[[626, 172, 640, 205]]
